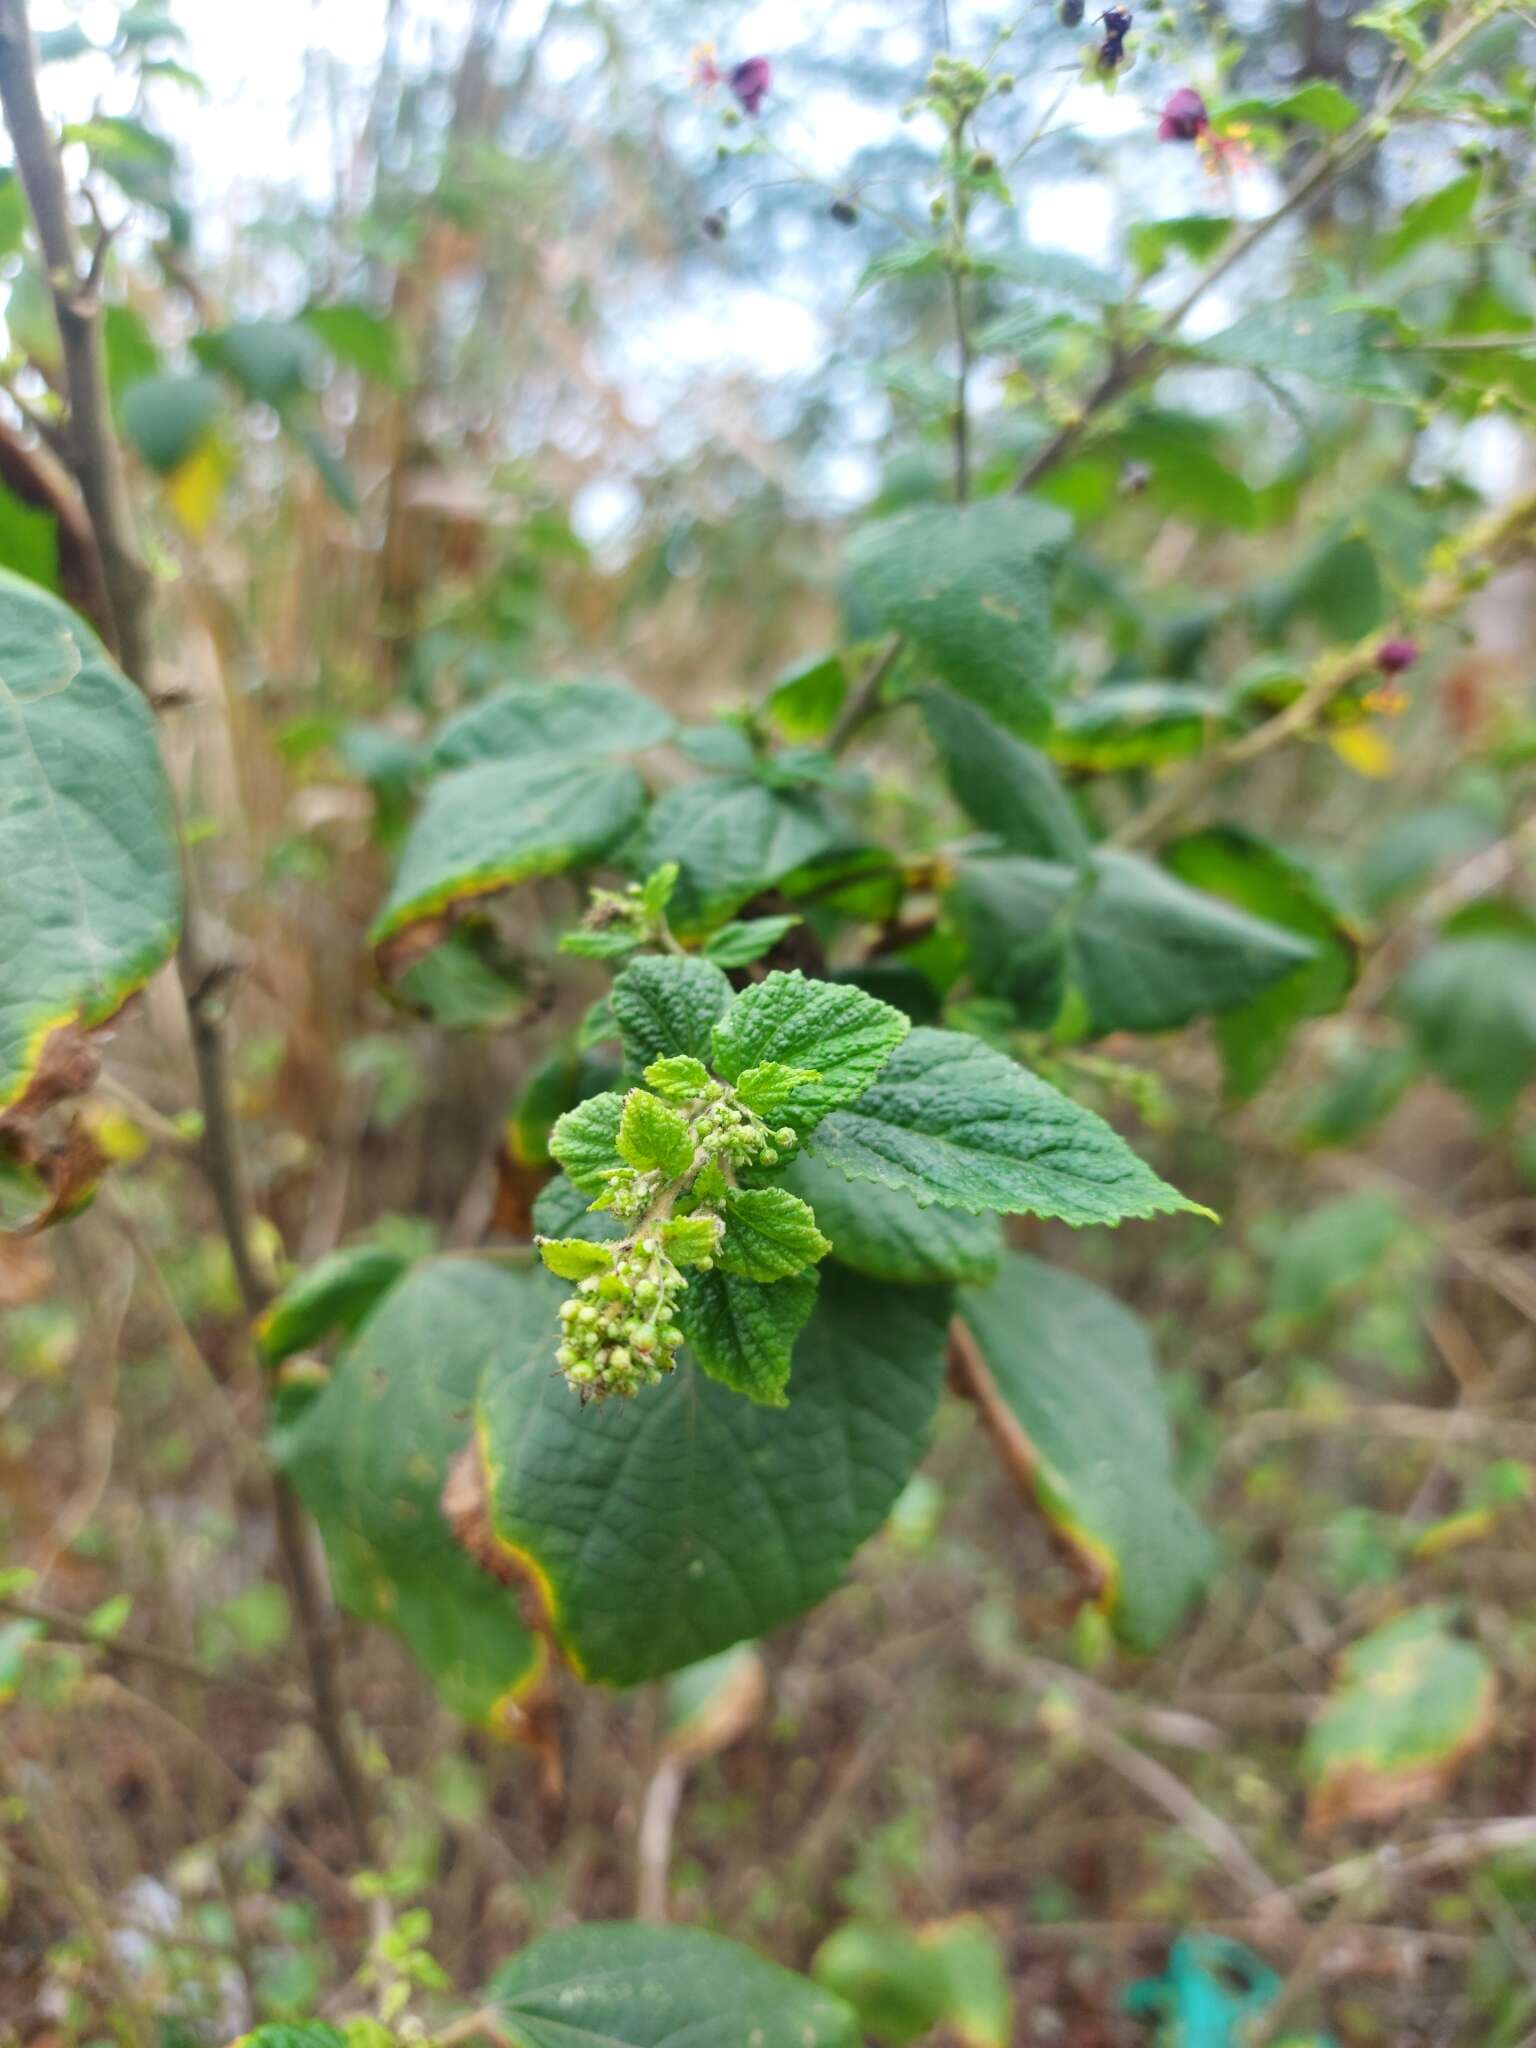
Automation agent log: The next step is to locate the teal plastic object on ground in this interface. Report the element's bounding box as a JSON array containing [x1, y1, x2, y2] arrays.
[[1123, 1935, 1338, 2047]]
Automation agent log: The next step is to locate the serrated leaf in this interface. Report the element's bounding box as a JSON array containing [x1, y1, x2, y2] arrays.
[[548, 1091, 624, 1194], [642, 1053, 710, 1101], [373, 755, 645, 947], [611, 954, 734, 1075], [659, 1213, 722, 1266], [922, 686, 1089, 861], [680, 1266, 820, 1405], [847, 498, 1074, 736], [959, 1252, 1215, 1647], [1223, 80, 1359, 133], [478, 1261, 949, 1681], [953, 849, 1315, 1035], [536, 1237, 615, 1281], [277, 1261, 542, 1726], [717, 1186, 830, 1281], [734, 1061, 821, 1117], [486, 1923, 858, 2048], [702, 913, 802, 966], [1183, 297, 1411, 401], [0, 571, 182, 1116], [809, 1028, 1208, 1225], [779, 1151, 1002, 1285], [633, 775, 853, 933], [1303, 1606, 1497, 1831], [712, 971, 909, 1136], [616, 1089, 694, 1177], [255, 1245, 408, 1365], [429, 677, 673, 770]]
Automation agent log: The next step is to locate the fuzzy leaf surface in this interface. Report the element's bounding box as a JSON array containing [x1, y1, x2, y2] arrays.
[[712, 971, 909, 1136]]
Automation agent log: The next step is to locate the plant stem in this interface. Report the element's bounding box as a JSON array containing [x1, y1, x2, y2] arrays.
[[0, 0, 375, 1861]]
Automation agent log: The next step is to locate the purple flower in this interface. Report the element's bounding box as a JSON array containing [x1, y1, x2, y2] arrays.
[[729, 56, 772, 115], [1158, 87, 1210, 142], [1376, 636, 1420, 676]]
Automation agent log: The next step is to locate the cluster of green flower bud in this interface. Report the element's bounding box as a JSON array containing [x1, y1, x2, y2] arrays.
[[554, 1231, 690, 1401]]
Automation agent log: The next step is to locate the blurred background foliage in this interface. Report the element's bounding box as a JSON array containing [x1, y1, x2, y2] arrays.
[[2, 0, 1536, 2042]]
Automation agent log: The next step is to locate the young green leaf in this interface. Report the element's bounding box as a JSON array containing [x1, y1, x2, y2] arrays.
[[535, 1237, 616, 1281], [255, 1244, 408, 1365], [616, 1089, 695, 1177], [611, 953, 734, 1074], [809, 1027, 1211, 1226], [659, 1213, 723, 1266], [548, 1091, 625, 1193], [733, 1061, 822, 1118], [642, 1053, 711, 1101], [712, 971, 909, 1135], [717, 1186, 831, 1282], [680, 1267, 820, 1406]]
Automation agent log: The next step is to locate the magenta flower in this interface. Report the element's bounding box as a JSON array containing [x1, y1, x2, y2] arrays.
[[1158, 87, 1210, 142], [729, 56, 772, 115], [1376, 637, 1420, 676]]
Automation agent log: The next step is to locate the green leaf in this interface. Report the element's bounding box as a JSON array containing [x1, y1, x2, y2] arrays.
[[0, 1617, 42, 1702], [1379, 172, 1480, 268], [372, 756, 645, 947], [922, 687, 1089, 861], [1224, 80, 1360, 133], [702, 913, 801, 966], [548, 1091, 625, 1194], [634, 775, 851, 933], [642, 1053, 710, 1101], [1393, 924, 1536, 1122], [952, 850, 1315, 1035], [1049, 682, 1228, 772], [230, 2027, 345, 2048], [1303, 1606, 1497, 1830], [255, 1245, 408, 1365], [959, 1253, 1216, 1647], [119, 373, 221, 474], [616, 1088, 694, 1177], [0, 484, 60, 594], [1128, 214, 1234, 274], [278, 1261, 542, 1726], [478, 1261, 950, 1682], [659, 1213, 722, 1266], [733, 1061, 820, 1117], [611, 954, 734, 1075], [847, 498, 1073, 736], [808, 1028, 1208, 1226], [680, 1266, 820, 1405], [766, 651, 848, 740], [717, 1186, 830, 1282], [430, 678, 673, 770], [1163, 827, 1358, 1098], [712, 971, 909, 1136], [395, 925, 526, 1030], [779, 1150, 1001, 1285], [0, 571, 182, 1115], [301, 302, 410, 388], [1183, 298, 1410, 401], [813, 1916, 1012, 2048], [536, 1237, 615, 1281], [532, 1173, 624, 1243], [197, 318, 319, 404], [487, 1923, 858, 2047]]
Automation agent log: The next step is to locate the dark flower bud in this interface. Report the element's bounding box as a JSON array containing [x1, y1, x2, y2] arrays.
[[1158, 87, 1210, 141], [729, 55, 772, 115], [1376, 636, 1420, 675], [829, 198, 858, 225], [702, 210, 728, 240], [970, 149, 997, 175], [1061, 0, 1085, 25]]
